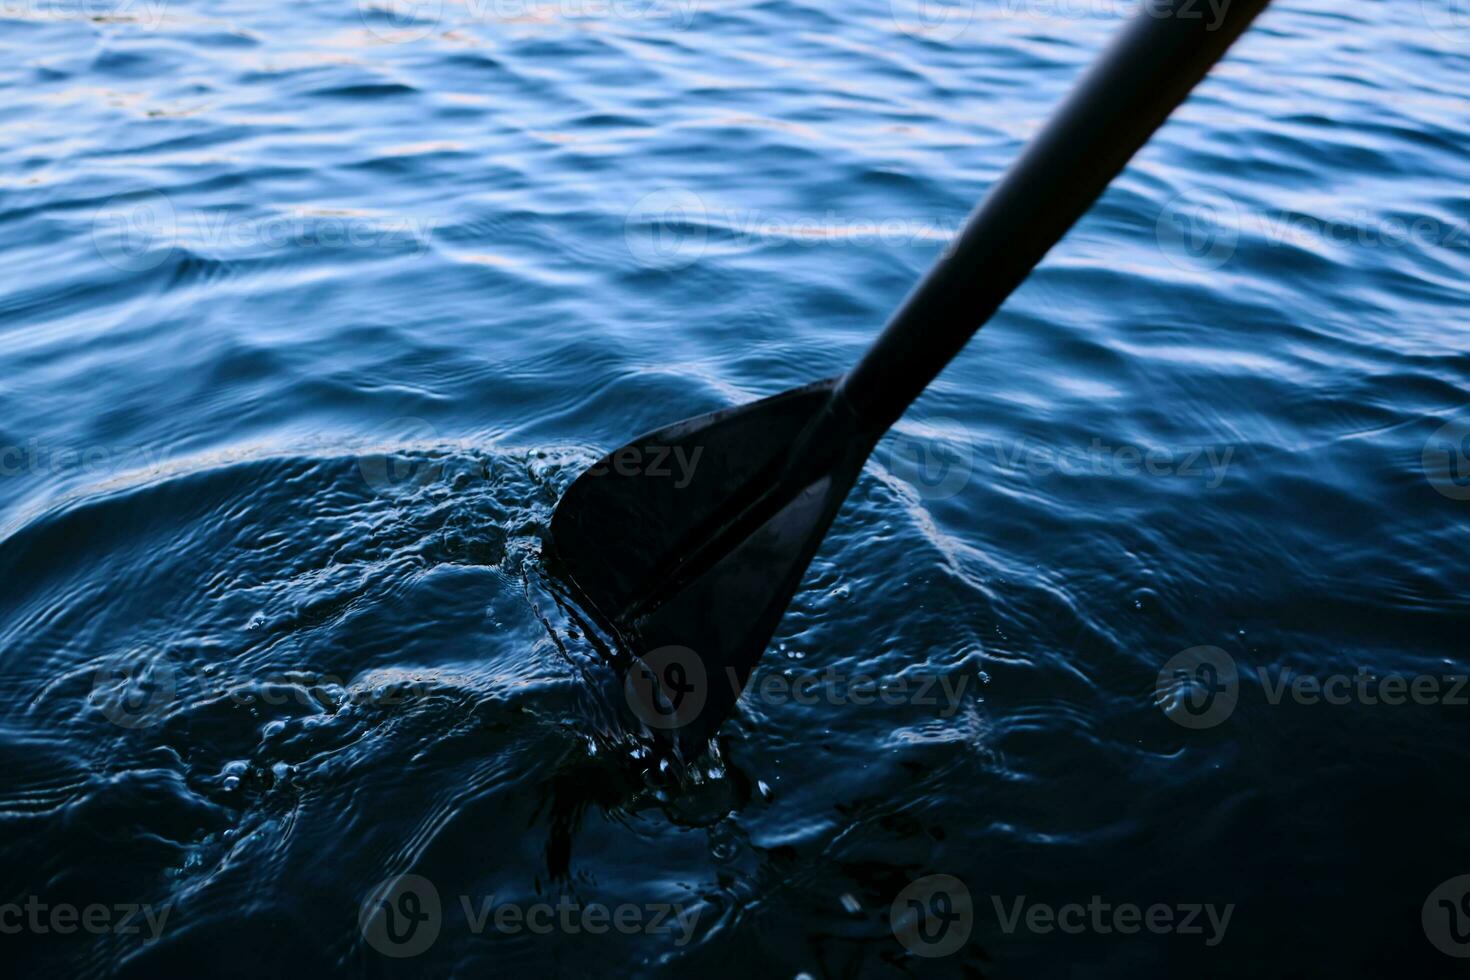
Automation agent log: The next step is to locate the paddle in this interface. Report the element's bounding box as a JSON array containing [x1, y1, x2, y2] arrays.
[[550, 0, 1272, 758]]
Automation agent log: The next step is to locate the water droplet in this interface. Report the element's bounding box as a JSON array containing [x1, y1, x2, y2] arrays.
[[223, 776, 240, 792], [840, 893, 862, 914], [708, 825, 739, 862], [756, 779, 773, 801]]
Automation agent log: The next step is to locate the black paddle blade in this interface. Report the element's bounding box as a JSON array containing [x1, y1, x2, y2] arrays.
[[549, 377, 873, 758]]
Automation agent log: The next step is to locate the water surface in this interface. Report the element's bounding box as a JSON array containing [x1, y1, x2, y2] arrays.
[[1, 0, 1467, 975]]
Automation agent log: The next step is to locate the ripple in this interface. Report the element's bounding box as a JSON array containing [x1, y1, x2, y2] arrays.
[[1, 0, 1466, 973]]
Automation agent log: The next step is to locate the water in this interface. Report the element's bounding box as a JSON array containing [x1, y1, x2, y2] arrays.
[[1, 0, 1467, 975]]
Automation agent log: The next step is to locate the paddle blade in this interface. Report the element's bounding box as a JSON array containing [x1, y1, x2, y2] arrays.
[[549, 378, 871, 756]]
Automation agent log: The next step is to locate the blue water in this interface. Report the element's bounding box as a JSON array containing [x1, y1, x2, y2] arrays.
[[2, 0, 1467, 975]]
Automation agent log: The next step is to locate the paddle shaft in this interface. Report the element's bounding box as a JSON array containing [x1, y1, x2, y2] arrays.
[[835, 0, 1270, 433]]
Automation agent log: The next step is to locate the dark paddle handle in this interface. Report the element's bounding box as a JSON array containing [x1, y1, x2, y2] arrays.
[[836, 0, 1271, 433]]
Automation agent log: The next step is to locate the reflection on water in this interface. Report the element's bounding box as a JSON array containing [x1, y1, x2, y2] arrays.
[[0, 0, 1466, 975]]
